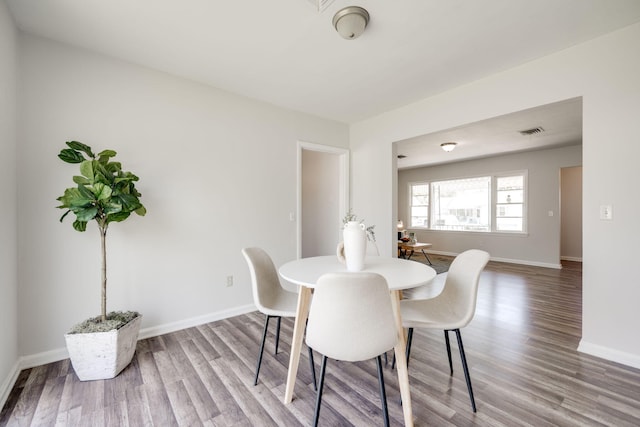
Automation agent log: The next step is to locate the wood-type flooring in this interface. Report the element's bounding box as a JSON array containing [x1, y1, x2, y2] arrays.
[[2, 259, 640, 426]]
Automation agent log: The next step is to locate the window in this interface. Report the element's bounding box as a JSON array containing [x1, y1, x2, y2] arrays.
[[408, 171, 526, 233], [431, 177, 490, 231], [495, 175, 524, 232], [410, 183, 429, 227]]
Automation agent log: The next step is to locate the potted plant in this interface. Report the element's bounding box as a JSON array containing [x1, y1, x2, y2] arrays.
[[56, 140, 147, 381]]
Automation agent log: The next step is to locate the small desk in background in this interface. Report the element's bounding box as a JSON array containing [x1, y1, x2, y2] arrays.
[[399, 242, 433, 265]]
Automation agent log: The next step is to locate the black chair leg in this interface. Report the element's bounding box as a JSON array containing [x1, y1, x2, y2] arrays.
[[405, 328, 414, 369], [392, 327, 414, 370], [444, 330, 453, 375], [454, 329, 477, 412], [254, 315, 272, 386], [308, 347, 317, 391], [313, 355, 329, 427], [376, 355, 390, 427], [275, 316, 282, 355]]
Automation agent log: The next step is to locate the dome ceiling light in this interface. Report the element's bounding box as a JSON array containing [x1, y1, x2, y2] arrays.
[[332, 6, 370, 40], [440, 142, 457, 152]]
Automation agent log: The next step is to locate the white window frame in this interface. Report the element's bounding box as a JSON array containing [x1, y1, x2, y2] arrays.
[[408, 181, 429, 228], [406, 170, 528, 234], [493, 170, 528, 234]]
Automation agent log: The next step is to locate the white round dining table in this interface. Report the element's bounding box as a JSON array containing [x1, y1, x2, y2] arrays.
[[279, 255, 436, 290], [278, 255, 436, 427]]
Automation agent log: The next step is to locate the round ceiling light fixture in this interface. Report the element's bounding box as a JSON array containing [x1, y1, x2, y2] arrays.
[[332, 6, 370, 40], [440, 142, 457, 152]]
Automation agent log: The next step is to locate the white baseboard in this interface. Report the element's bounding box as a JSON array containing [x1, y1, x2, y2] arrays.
[[561, 256, 583, 262], [578, 340, 640, 370], [428, 250, 562, 269], [137, 304, 255, 341], [0, 304, 256, 408], [0, 361, 20, 412]]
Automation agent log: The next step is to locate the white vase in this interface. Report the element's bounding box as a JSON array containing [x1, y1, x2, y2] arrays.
[[342, 220, 367, 271]]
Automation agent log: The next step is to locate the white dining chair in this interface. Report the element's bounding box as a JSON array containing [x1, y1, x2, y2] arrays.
[[400, 249, 490, 412], [401, 271, 447, 300], [241, 247, 316, 388], [306, 272, 397, 427]]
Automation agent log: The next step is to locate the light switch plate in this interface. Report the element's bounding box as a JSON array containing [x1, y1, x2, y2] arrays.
[[600, 205, 613, 220]]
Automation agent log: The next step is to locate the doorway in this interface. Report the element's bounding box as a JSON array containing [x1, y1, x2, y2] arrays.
[[298, 142, 349, 258], [560, 166, 583, 262]]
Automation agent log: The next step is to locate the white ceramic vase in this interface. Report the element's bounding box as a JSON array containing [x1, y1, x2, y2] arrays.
[[340, 220, 367, 271]]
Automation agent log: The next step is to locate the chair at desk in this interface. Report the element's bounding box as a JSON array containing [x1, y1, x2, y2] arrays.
[[400, 249, 489, 412], [306, 272, 397, 427], [241, 247, 316, 388]]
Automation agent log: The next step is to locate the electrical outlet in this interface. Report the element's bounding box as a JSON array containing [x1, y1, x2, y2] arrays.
[[226, 275, 233, 287]]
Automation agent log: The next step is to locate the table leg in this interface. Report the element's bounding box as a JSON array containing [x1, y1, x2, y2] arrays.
[[390, 290, 414, 427], [421, 249, 433, 265], [284, 286, 312, 404]]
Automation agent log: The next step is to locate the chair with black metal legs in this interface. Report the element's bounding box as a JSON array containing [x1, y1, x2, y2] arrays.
[[400, 249, 489, 412], [306, 272, 397, 427], [241, 247, 316, 389]]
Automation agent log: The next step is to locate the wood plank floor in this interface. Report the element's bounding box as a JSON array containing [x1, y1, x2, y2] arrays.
[[2, 259, 640, 426]]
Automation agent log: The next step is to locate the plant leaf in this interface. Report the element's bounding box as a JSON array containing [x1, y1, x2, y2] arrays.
[[72, 220, 88, 232], [135, 205, 147, 216], [66, 141, 95, 158], [102, 201, 122, 215], [92, 182, 112, 201], [97, 150, 117, 162], [107, 211, 130, 223], [79, 160, 95, 181], [72, 175, 90, 185], [58, 149, 85, 164], [74, 206, 98, 222], [59, 209, 72, 222], [57, 187, 93, 209]]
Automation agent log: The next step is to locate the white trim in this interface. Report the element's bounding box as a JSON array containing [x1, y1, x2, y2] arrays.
[[578, 340, 640, 370], [297, 141, 349, 259], [138, 304, 255, 340], [0, 304, 256, 402], [561, 256, 582, 262], [426, 250, 562, 269], [0, 361, 20, 411]]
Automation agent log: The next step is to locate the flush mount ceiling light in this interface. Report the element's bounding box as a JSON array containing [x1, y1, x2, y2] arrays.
[[440, 142, 457, 152], [333, 6, 369, 39]]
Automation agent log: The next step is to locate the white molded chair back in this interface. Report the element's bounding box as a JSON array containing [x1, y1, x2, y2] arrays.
[[435, 249, 490, 329], [241, 247, 316, 387], [306, 272, 397, 362], [241, 247, 297, 317], [399, 249, 489, 413], [306, 272, 397, 426]]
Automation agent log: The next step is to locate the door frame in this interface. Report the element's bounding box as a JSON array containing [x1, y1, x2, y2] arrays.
[[297, 141, 350, 259]]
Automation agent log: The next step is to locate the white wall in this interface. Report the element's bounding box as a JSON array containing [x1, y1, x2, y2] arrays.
[[398, 145, 582, 267], [0, 0, 19, 408], [16, 34, 349, 358], [561, 166, 583, 261], [351, 23, 640, 368], [301, 150, 340, 257]]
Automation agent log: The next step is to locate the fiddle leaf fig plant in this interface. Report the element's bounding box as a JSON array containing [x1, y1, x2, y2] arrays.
[[57, 141, 146, 324]]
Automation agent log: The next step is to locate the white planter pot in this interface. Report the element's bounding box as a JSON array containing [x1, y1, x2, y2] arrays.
[[64, 315, 142, 381]]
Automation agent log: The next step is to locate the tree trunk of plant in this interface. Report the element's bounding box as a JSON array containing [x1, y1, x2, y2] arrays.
[[100, 226, 107, 322]]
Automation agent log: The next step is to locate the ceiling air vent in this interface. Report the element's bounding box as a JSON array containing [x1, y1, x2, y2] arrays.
[[397, 154, 407, 159], [519, 127, 545, 136]]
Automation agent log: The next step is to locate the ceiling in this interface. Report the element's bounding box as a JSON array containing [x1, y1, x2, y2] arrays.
[[6, 0, 640, 126], [396, 97, 583, 169]]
